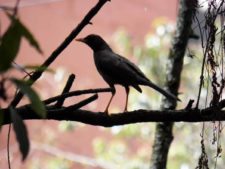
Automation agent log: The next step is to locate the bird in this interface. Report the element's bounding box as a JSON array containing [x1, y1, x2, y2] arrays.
[[76, 34, 179, 113]]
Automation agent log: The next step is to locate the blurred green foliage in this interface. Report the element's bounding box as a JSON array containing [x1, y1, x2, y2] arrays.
[[45, 157, 71, 169], [58, 121, 77, 132], [28, 157, 71, 169]]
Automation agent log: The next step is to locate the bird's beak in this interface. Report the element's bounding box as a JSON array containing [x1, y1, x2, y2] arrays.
[[75, 38, 85, 43]]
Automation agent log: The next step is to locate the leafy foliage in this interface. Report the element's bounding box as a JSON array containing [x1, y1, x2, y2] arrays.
[[0, 11, 44, 161], [0, 13, 42, 72], [0, 15, 21, 72], [11, 78, 46, 118], [10, 107, 29, 161]]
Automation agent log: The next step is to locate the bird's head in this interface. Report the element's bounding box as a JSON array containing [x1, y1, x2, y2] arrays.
[[76, 34, 112, 52]]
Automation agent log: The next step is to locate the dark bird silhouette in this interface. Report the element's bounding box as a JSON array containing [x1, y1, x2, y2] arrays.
[[76, 34, 179, 113]]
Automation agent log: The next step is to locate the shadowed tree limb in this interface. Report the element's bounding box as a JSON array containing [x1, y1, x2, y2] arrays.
[[55, 74, 76, 107], [1, 100, 225, 126], [43, 87, 112, 105], [62, 94, 98, 112], [150, 0, 197, 169]]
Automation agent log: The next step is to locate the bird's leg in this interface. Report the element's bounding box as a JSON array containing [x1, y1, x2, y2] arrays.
[[124, 86, 130, 112], [104, 86, 116, 114]]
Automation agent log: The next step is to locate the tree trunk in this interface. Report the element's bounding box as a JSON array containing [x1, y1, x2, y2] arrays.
[[150, 0, 196, 168]]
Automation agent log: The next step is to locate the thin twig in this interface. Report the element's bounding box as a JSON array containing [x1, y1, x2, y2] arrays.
[[0, 6, 14, 11], [8, 1, 21, 168], [13, 0, 20, 16], [44, 88, 112, 105], [55, 74, 75, 107], [7, 124, 11, 169], [62, 94, 98, 112]]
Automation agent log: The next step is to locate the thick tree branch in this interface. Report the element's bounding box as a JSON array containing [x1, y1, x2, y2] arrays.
[[150, 0, 197, 169], [1, 101, 225, 126]]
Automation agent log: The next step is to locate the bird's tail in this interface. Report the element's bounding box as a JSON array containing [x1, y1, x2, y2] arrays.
[[144, 81, 180, 101]]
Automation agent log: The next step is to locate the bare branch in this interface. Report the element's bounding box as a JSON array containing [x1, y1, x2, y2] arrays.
[[43, 87, 112, 105], [55, 74, 75, 107], [62, 94, 98, 112], [1, 100, 225, 126]]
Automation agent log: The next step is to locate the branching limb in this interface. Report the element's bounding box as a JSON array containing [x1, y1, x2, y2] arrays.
[[55, 74, 75, 107], [43, 87, 112, 105], [62, 94, 98, 112], [1, 99, 225, 126]]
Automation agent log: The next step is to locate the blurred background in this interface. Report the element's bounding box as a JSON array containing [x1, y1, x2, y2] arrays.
[[0, 0, 224, 168]]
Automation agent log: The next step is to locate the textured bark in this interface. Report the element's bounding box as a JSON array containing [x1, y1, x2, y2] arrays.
[[150, 0, 196, 168], [150, 122, 174, 169], [2, 102, 225, 125]]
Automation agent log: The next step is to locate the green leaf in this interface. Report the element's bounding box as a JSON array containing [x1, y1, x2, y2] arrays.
[[0, 18, 21, 72], [11, 79, 46, 118], [0, 14, 42, 72], [7, 13, 43, 54], [17, 19, 43, 54], [10, 107, 29, 161]]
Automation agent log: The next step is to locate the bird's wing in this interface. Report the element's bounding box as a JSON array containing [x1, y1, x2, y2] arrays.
[[116, 54, 150, 82], [95, 50, 150, 86]]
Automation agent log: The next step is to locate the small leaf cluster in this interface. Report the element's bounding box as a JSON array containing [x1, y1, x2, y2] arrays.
[[0, 11, 45, 161]]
